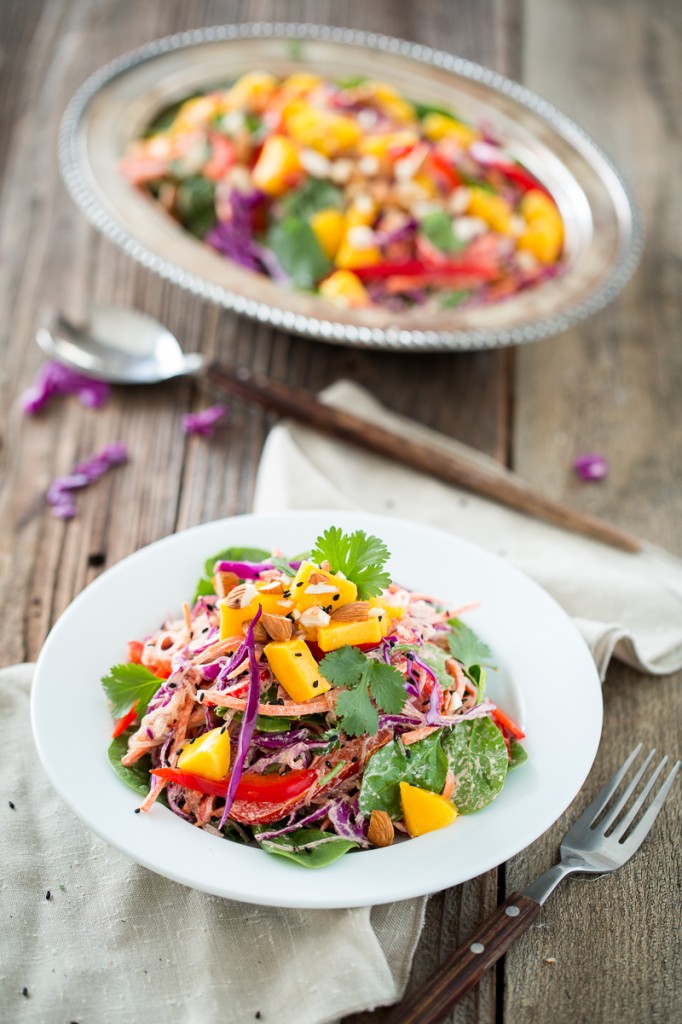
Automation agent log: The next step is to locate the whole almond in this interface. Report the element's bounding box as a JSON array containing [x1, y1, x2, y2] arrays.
[[368, 809, 394, 848], [261, 613, 293, 642], [213, 571, 240, 600], [243, 618, 268, 644], [224, 583, 250, 609], [330, 601, 370, 623]]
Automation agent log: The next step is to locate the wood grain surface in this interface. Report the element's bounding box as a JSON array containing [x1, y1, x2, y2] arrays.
[[0, 2, 679, 1024]]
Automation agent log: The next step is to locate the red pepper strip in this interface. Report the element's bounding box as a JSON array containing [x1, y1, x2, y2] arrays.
[[428, 150, 461, 190], [127, 640, 144, 664], [488, 160, 550, 197], [203, 133, 235, 180], [354, 258, 499, 282], [491, 707, 526, 740], [150, 766, 318, 804], [112, 701, 139, 739]]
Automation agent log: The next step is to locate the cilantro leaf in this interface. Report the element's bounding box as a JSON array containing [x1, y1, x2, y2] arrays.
[[319, 645, 368, 689], [269, 555, 296, 577], [367, 662, 407, 714], [101, 663, 161, 719], [311, 527, 391, 599], [335, 686, 379, 738], [446, 619, 494, 672]]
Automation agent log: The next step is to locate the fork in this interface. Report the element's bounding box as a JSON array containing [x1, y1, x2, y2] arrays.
[[385, 744, 680, 1024]]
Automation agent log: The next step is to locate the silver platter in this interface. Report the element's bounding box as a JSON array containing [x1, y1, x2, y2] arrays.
[[59, 23, 643, 352]]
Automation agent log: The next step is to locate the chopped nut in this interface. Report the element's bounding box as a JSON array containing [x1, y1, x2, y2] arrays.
[[213, 571, 240, 599], [308, 571, 328, 584], [261, 613, 294, 642], [243, 618, 268, 644], [257, 580, 284, 595], [330, 601, 370, 623], [224, 582, 257, 609], [368, 809, 394, 847], [320, 560, 331, 572], [299, 606, 331, 629]]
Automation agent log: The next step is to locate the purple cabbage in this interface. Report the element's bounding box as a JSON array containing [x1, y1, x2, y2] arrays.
[[573, 452, 609, 482], [214, 560, 274, 578], [206, 189, 270, 274], [327, 799, 370, 847], [46, 441, 128, 519], [182, 404, 229, 438], [256, 803, 329, 842], [219, 608, 263, 827], [22, 361, 110, 414]]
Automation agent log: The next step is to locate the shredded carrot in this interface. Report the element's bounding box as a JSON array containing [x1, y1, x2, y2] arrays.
[[402, 726, 438, 745]]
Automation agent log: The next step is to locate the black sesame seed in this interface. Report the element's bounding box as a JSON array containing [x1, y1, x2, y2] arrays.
[[8, 800, 15, 809], [351, 756, 358, 763], [134, 808, 141, 814], [220, 726, 227, 734], [312, 680, 319, 688], [277, 698, 285, 706], [283, 591, 291, 598], [255, 1013, 262, 1021], [189, 737, 196, 745], [45, 890, 51, 901], [325, 760, 332, 769], [177, 749, 184, 757], [324, 606, 332, 614], [198, 692, 205, 702], [404, 748, 412, 759], [202, 626, 209, 634], [87, 551, 106, 568], [294, 652, 303, 657], [286, 613, 295, 622], [333, 593, 340, 601], [22, 987, 29, 998], [168, 682, 177, 689], [296, 581, 303, 587]]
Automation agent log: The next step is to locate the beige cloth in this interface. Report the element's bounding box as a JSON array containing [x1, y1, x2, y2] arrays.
[[7, 379, 681, 1023]]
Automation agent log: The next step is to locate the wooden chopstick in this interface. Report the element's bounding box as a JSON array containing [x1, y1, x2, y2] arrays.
[[206, 363, 640, 554]]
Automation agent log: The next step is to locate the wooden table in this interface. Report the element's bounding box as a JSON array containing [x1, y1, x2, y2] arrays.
[[1, 2, 679, 1022]]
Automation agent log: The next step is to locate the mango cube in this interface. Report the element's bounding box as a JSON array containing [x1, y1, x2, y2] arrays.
[[310, 208, 345, 259], [334, 232, 382, 270], [226, 71, 278, 113], [369, 596, 405, 637], [467, 188, 513, 234], [518, 189, 563, 263], [177, 726, 231, 781], [285, 104, 361, 157], [252, 134, 301, 196], [422, 113, 477, 148], [291, 562, 357, 613], [220, 589, 290, 640], [316, 617, 382, 652], [264, 638, 332, 703], [319, 270, 370, 308], [399, 782, 458, 836]]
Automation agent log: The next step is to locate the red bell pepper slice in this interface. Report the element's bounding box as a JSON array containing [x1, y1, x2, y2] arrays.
[[491, 707, 526, 740], [428, 150, 461, 190], [150, 766, 318, 804], [354, 258, 499, 283], [203, 133, 235, 180], [127, 640, 144, 664], [112, 701, 139, 739]]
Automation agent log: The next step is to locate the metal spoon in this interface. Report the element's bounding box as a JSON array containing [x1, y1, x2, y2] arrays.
[[36, 304, 640, 553]]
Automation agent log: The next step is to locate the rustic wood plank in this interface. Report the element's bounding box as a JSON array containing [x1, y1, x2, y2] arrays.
[[505, 1, 682, 1023]]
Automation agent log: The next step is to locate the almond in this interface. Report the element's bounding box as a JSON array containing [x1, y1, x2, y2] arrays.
[[261, 613, 293, 642], [308, 571, 329, 585], [224, 583, 257, 609], [258, 580, 285, 595], [320, 560, 331, 572], [213, 571, 240, 599], [242, 618, 268, 644], [330, 601, 370, 623], [368, 809, 394, 848]]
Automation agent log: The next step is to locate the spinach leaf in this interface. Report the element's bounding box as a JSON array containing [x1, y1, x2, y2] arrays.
[[108, 732, 168, 806], [420, 211, 465, 253], [267, 217, 332, 289], [193, 546, 271, 602], [447, 619, 494, 673], [175, 175, 217, 238], [281, 178, 343, 220], [359, 733, 448, 819], [441, 717, 508, 813], [508, 738, 528, 772], [259, 828, 357, 868]]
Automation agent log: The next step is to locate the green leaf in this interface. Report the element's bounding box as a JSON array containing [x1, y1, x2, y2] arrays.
[[311, 527, 391, 599], [280, 178, 343, 220], [367, 662, 407, 714], [269, 555, 296, 577], [441, 717, 508, 813], [319, 645, 368, 689], [420, 211, 465, 253], [101, 663, 161, 720], [108, 732, 168, 806], [335, 686, 379, 738], [266, 216, 332, 289], [440, 289, 471, 309], [446, 619, 494, 672], [175, 175, 216, 238], [413, 100, 458, 120], [336, 75, 369, 89], [359, 734, 448, 818], [508, 738, 528, 772], [259, 828, 357, 868]]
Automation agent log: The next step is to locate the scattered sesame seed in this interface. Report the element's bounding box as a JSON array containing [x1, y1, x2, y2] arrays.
[[313, 680, 319, 688], [220, 726, 227, 734], [168, 682, 177, 689], [283, 591, 291, 598], [134, 808, 141, 814], [8, 800, 15, 809], [22, 987, 29, 998], [333, 594, 340, 601], [198, 692, 205, 702], [294, 652, 303, 657], [325, 760, 332, 768], [404, 748, 412, 759], [46, 890, 51, 901], [351, 756, 358, 763], [189, 737, 196, 744], [296, 582, 303, 587], [255, 1013, 262, 1021]]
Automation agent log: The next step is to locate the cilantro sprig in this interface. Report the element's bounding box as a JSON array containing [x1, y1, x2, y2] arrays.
[[311, 527, 391, 599], [101, 663, 162, 719], [320, 646, 406, 737]]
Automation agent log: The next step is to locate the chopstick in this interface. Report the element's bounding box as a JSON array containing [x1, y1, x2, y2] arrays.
[[206, 363, 640, 554]]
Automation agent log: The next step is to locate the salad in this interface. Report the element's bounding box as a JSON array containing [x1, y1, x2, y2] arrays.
[[104, 527, 527, 868], [120, 71, 564, 312]]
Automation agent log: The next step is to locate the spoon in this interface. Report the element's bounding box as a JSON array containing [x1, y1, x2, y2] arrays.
[[37, 304, 640, 553]]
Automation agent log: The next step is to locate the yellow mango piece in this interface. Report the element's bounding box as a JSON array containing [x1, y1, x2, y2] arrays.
[[367, 82, 416, 125], [172, 94, 224, 133], [316, 618, 383, 652], [520, 189, 559, 223], [468, 188, 513, 234], [290, 562, 357, 612], [422, 113, 477, 148], [285, 104, 361, 156], [358, 131, 418, 159], [335, 232, 382, 270], [226, 71, 278, 112], [264, 638, 332, 703], [319, 270, 370, 308], [369, 596, 405, 637], [279, 72, 323, 97], [252, 134, 301, 196], [220, 590, 290, 640], [310, 208, 345, 259], [177, 726, 231, 781], [345, 199, 378, 229], [399, 782, 458, 837], [518, 189, 563, 263]]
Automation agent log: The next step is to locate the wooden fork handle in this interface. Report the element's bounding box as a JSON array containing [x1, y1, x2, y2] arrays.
[[385, 894, 541, 1024]]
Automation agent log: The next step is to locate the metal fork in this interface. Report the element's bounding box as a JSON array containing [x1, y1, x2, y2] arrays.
[[385, 744, 680, 1024]]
